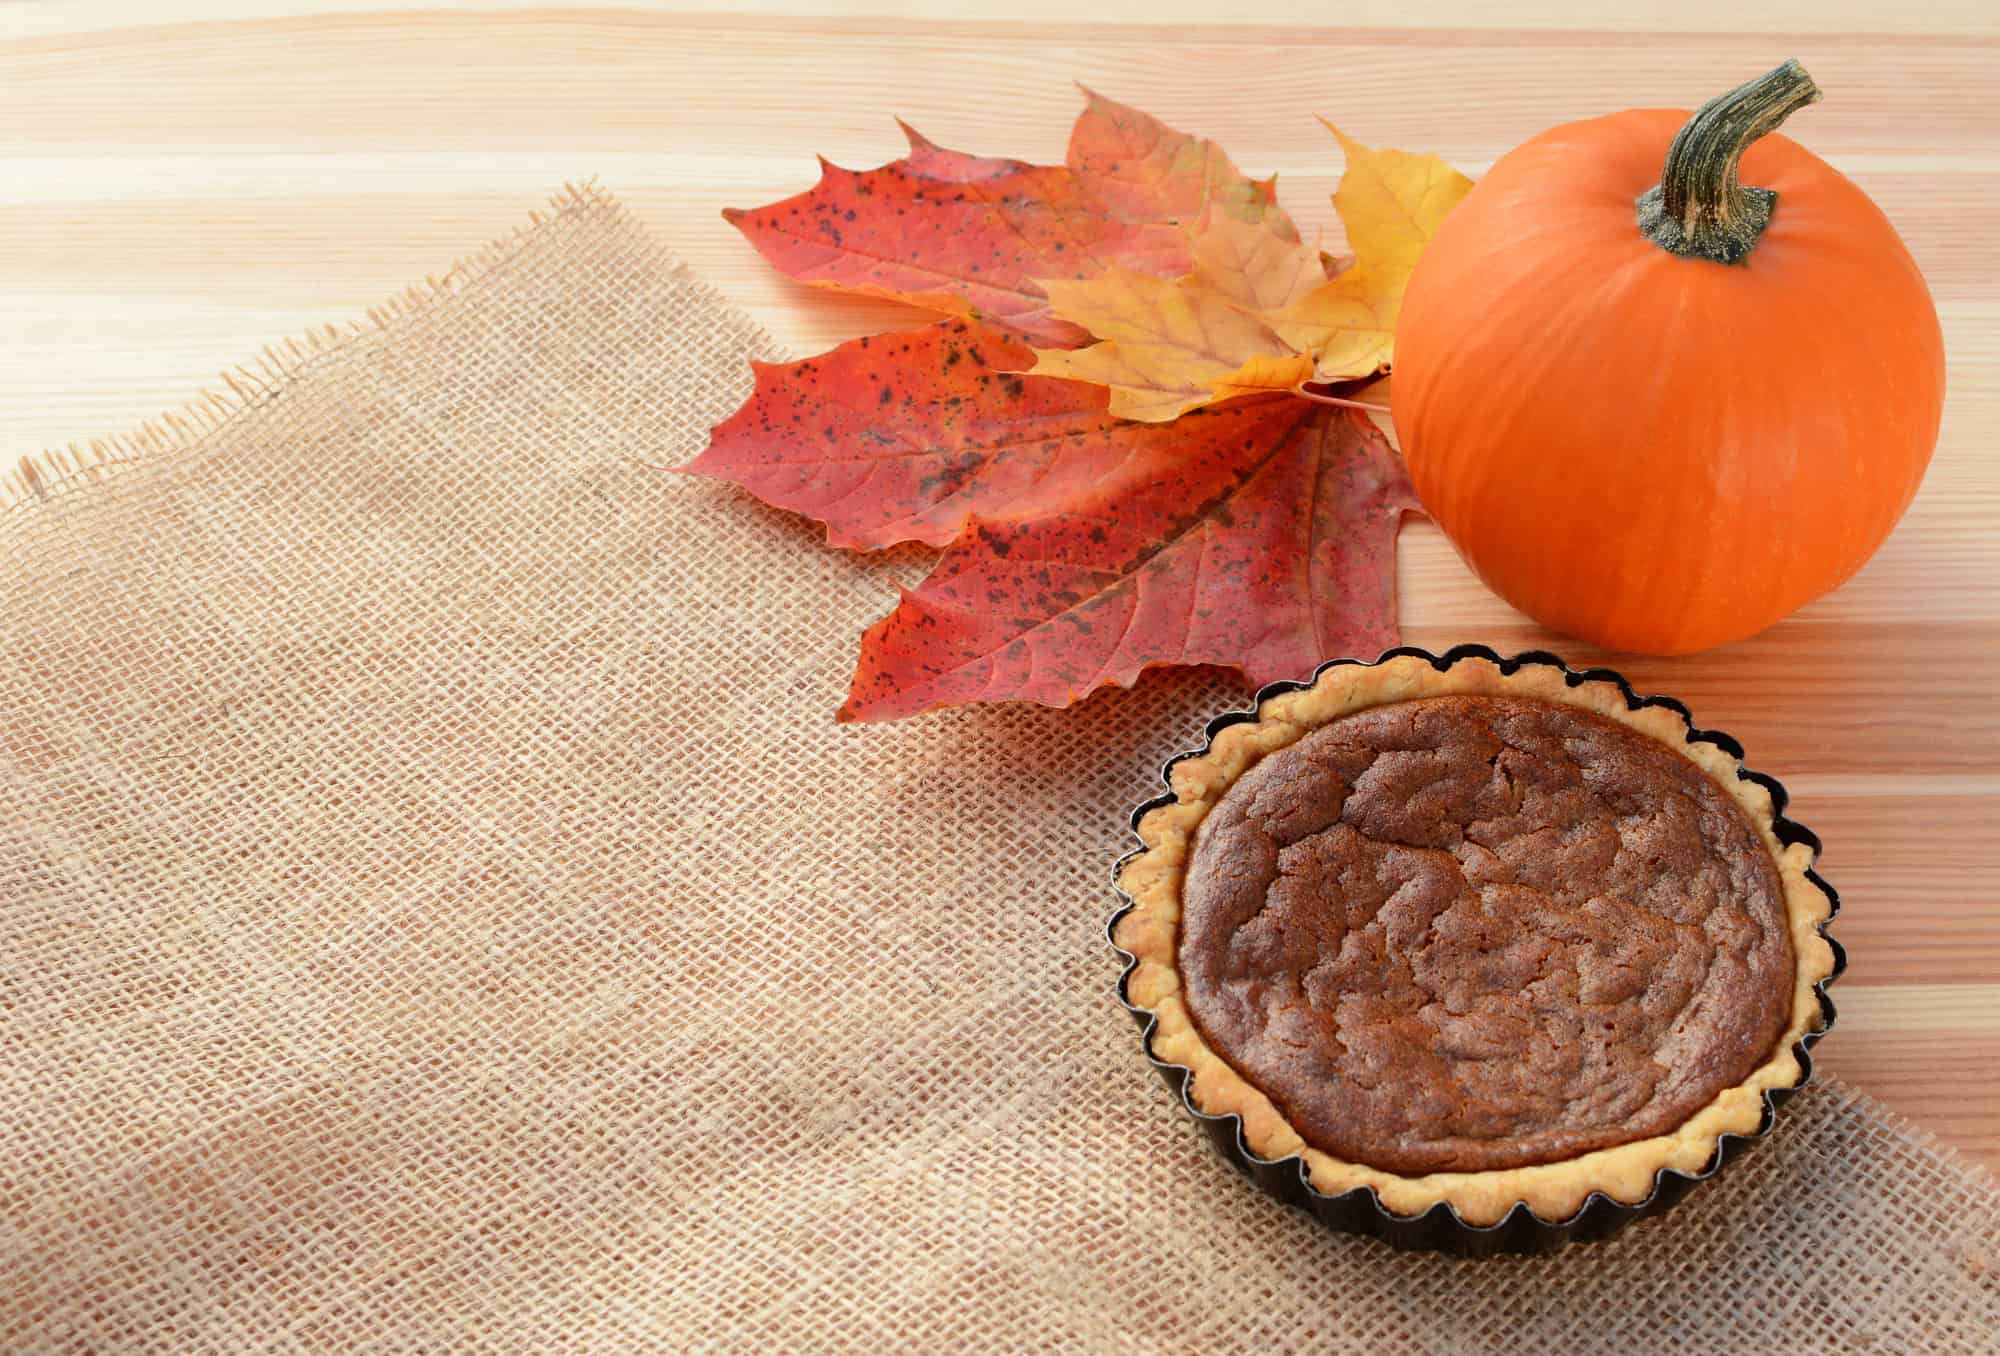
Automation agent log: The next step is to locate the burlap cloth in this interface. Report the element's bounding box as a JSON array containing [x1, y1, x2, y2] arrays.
[[2, 184, 1995, 1354]]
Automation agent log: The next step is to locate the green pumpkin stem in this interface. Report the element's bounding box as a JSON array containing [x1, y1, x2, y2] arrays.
[[1636, 59, 1822, 265]]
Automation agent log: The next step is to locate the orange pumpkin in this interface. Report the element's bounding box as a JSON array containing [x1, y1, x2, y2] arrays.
[[1393, 60, 1945, 655]]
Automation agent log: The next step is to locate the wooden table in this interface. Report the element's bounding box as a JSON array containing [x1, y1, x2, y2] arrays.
[[4, 2, 1995, 1166]]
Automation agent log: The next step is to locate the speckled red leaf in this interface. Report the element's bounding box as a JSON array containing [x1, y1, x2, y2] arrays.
[[723, 90, 1295, 346], [837, 404, 1416, 722], [686, 319, 1180, 550]]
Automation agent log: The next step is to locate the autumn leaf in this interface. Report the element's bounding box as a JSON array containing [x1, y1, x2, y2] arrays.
[[1026, 276, 1316, 422], [839, 397, 1414, 722], [685, 315, 1415, 719], [1271, 123, 1474, 379], [1025, 216, 1324, 422], [1024, 211, 1336, 420], [1187, 211, 1331, 312], [686, 319, 1179, 550], [723, 90, 1297, 346], [1025, 123, 1472, 416], [695, 90, 1448, 720]]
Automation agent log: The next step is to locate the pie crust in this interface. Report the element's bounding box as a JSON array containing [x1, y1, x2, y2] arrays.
[[1113, 654, 1838, 1227]]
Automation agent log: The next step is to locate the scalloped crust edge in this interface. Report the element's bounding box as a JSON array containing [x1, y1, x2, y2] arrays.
[[1112, 652, 1838, 1228]]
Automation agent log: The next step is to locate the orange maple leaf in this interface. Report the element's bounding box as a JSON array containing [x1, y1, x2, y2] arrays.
[[1024, 214, 1323, 421], [1027, 124, 1472, 419]]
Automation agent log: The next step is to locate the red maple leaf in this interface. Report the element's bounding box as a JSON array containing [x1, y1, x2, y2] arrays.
[[691, 319, 1164, 550], [723, 89, 1295, 346], [689, 320, 1415, 720], [840, 389, 1410, 723], [697, 93, 1424, 721]]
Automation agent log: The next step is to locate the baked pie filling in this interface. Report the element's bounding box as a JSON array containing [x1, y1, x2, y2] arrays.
[[1115, 658, 1835, 1224]]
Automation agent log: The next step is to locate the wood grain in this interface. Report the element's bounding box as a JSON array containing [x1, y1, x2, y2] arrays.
[[2, 4, 1995, 1165]]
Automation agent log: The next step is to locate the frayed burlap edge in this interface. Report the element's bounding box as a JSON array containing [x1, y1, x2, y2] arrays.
[[3, 180, 766, 514]]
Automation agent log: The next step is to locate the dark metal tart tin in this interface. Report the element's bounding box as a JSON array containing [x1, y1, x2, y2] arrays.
[[1108, 645, 1844, 1257]]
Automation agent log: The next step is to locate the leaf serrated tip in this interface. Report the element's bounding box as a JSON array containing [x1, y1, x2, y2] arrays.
[[741, 359, 785, 388], [1316, 117, 1367, 158]]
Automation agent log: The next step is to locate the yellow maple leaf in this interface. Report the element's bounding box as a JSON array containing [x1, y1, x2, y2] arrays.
[[1026, 217, 1321, 422], [1273, 123, 1474, 381]]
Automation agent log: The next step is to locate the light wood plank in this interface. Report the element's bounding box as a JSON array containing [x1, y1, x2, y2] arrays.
[[7, 2, 1999, 41], [1819, 986, 2000, 1169]]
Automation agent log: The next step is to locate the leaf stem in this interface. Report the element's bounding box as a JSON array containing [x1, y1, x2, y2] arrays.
[[1294, 384, 1391, 414]]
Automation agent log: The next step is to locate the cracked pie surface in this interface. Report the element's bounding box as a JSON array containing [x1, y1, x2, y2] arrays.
[[1113, 655, 1837, 1227]]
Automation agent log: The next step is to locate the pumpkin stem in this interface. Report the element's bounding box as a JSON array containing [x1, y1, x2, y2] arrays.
[[1636, 59, 1822, 265]]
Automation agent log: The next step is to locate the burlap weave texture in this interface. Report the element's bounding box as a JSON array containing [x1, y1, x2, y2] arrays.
[[1, 185, 1996, 1353]]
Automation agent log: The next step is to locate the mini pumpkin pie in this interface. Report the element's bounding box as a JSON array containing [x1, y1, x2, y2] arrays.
[[1112, 651, 1838, 1240]]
